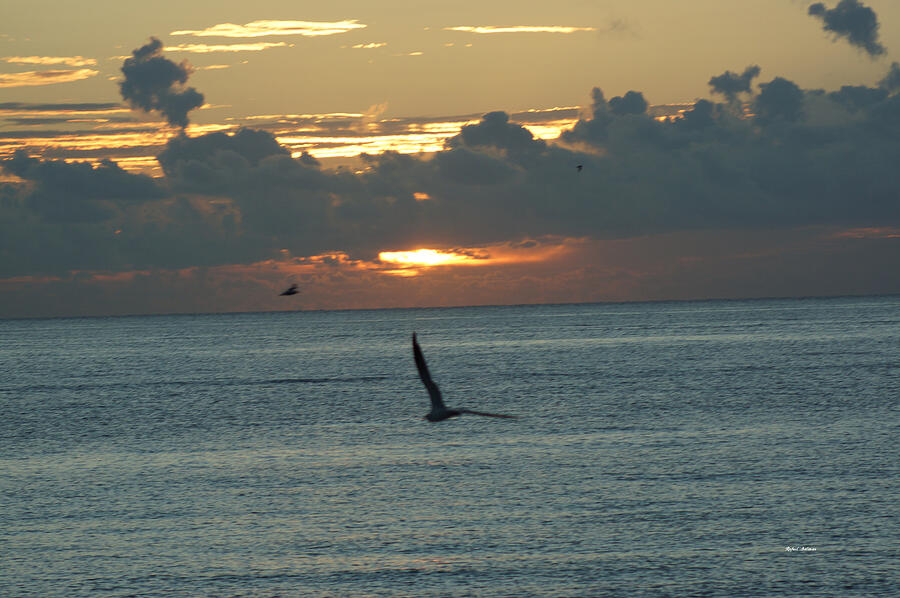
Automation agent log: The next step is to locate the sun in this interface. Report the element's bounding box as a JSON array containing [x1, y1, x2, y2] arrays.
[[378, 249, 475, 267]]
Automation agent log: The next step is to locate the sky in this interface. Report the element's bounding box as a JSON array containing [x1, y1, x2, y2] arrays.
[[2, 0, 900, 317]]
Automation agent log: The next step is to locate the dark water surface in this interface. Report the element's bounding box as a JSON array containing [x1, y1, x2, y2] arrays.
[[2, 297, 898, 596]]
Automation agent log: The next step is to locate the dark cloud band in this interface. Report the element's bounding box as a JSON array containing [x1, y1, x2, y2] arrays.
[[3, 61, 900, 278]]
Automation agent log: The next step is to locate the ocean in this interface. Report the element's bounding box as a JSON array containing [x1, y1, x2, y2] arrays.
[[1, 297, 898, 597]]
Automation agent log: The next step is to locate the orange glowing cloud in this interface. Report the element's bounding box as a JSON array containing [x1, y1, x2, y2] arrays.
[[0, 104, 128, 118], [164, 42, 289, 53], [0, 68, 98, 88], [2, 55, 97, 67], [446, 25, 597, 34], [171, 20, 366, 38], [829, 227, 900, 240]]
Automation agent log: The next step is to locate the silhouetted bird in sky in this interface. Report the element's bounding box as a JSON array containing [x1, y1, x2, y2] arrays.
[[576, 164, 583, 172], [412, 332, 516, 422], [280, 284, 299, 296]]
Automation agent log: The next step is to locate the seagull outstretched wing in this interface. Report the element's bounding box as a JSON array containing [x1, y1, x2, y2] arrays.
[[412, 333, 445, 411], [458, 409, 516, 419], [412, 333, 516, 421]]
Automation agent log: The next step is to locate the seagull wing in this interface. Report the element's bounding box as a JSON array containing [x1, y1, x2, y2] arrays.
[[412, 333, 445, 411], [459, 409, 517, 419]]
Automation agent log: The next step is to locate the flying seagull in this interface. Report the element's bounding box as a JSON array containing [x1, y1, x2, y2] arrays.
[[280, 284, 299, 296], [576, 164, 583, 172], [412, 332, 516, 422]]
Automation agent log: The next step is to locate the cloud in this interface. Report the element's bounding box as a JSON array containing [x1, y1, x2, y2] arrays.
[[608, 91, 648, 115], [595, 18, 634, 37], [827, 84, 888, 112], [299, 78, 897, 257], [164, 42, 289, 53], [157, 127, 295, 193], [357, 102, 389, 132], [445, 26, 598, 34], [708, 65, 761, 102], [754, 77, 805, 122], [830, 226, 900, 239], [808, 0, 886, 57], [1, 150, 163, 222], [0, 68, 98, 88], [170, 20, 366, 38], [880, 62, 900, 92], [0, 101, 121, 112], [0, 102, 137, 131], [2, 55, 97, 67], [5, 116, 119, 126], [119, 38, 205, 129], [0, 107, 580, 173], [350, 43, 386, 50], [446, 111, 547, 154], [3, 59, 900, 309]]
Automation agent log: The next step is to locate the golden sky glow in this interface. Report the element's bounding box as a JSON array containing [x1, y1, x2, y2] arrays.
[[2, 1, 897, 119]]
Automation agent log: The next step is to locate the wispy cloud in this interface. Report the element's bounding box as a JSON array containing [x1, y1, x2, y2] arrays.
[[165, 42, 289, 53], [350, 42, 386, 49], [0, 68, 98, 88], [445, 25, 597, 34], [829, 227, 900, 239], [171, 20, 366, 38], [2, 55, 97, 67], [0, 102, 124, 115]]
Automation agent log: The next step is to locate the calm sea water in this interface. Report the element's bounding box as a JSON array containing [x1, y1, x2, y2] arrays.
[[1, 297, 898, 597]]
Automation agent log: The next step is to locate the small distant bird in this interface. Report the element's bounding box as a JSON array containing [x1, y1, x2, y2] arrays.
[[280, 284, 299, 296], [576, 164, 583, 172], [412, 333, 516, 422]]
